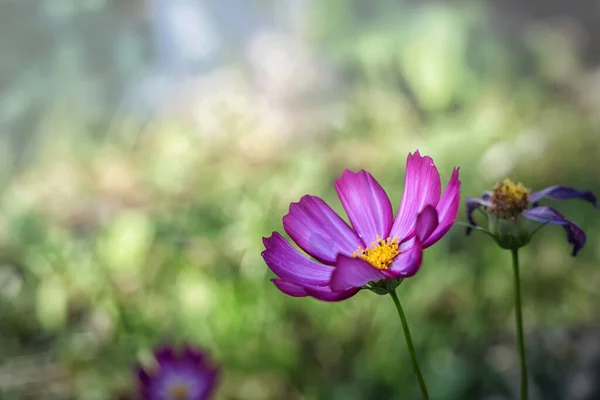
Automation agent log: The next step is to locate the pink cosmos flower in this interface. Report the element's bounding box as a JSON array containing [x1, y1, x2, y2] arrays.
[[261, 151, 461, 301]]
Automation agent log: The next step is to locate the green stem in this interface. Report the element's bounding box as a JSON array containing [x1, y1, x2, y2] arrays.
[[389, 289, 429, 400], [511, 248, 528, 400]]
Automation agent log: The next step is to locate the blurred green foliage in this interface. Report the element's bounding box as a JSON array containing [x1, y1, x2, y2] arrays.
[[1, 1, 599, 399]]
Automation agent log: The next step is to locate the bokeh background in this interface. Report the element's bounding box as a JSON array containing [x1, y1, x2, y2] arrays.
[[1, 0, 600, 399]]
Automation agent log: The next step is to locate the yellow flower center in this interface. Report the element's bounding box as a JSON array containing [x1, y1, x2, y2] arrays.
[[353, 236, 400, 270], [490, 178, 531, 217], [168, 382, 190, 400]]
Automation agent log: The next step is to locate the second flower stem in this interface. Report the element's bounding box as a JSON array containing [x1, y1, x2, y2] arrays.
[[389, 288, 429, 400], [511, 248, 528, 400]]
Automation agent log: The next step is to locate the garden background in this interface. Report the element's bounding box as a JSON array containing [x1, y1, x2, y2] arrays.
[[1, 1, 600, 399]]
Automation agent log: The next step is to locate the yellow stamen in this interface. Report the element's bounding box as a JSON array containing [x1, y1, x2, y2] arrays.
[[490, 178, 531, 217], [353, 235, 400, 270], [168, 382, 190, 400]]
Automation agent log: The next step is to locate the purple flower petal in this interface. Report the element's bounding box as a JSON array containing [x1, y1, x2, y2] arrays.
[[272, 279, 310, 297], [200, 368, 220, 400], [465, 196, 492, 235], [135, 365, 154, 399], [272, 279, 359, 301], [304, 284, 361, 302], [390, 151, 442, 241], [330, 255, 387, 292], [136, 365, 152, 399], [155, 346, 177, 367], [422, 167, 461, 247], [335, 169, 394, 245], [262, 233, 333, 286], [415, 205, 439, 243], [530, 185, 598, 207], [522, 206, 587, 256], [137, 345, 220, 400], [283, 195, 362, 265], [183, 344, 206, 367], [388, 238, 423, 277]]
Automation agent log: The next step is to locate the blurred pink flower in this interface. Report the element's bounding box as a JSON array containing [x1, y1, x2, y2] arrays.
[[136, 344, 219, 400]]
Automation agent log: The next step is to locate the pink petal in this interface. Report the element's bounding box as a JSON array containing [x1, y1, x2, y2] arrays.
[[423, 167, 461, 247], [272, 279, 360, 302], [262, 233, 333, 286], [330, 255, 388, 292], [305, 285, 361, 302], [390, 151, 441, 240], [388, 238, 423, 277], [283, 195, 362, 265], [272, 279, 309, 297], [415, 205, 439, 243], [335, 169, 393, 245]]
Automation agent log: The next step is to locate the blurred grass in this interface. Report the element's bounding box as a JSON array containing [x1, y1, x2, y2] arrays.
[[1, 1, 600, 399]]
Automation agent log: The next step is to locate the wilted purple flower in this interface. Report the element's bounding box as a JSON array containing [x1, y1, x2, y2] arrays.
[[136, 345, 219, 400], [466, 179, 597, 255], [261, 151, 461, 301]]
